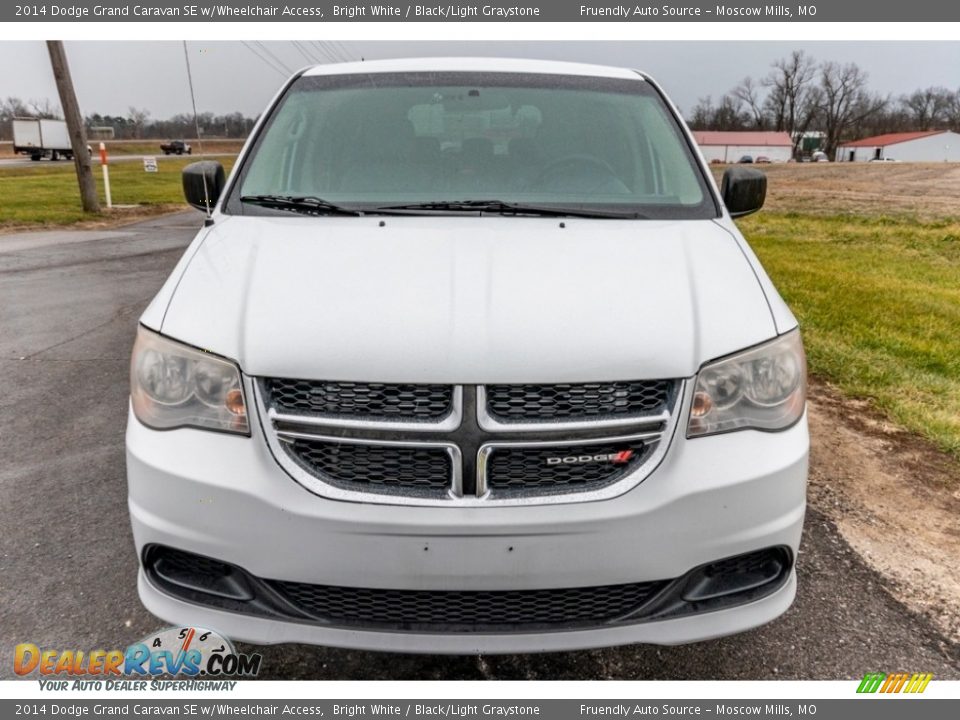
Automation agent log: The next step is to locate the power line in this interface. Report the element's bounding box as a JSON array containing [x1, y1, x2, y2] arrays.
[[309, 41, 340, 64], [241, 41, 288, 77], [291, 40, 319, 65], [254, 41, 294, 74], [321, 41, 347, 62], [332, 41, 355, 62], [331, 41, 354, 62]]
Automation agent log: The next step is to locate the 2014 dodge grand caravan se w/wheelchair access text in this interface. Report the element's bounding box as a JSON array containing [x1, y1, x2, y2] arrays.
[[127, 58, 808, 653]]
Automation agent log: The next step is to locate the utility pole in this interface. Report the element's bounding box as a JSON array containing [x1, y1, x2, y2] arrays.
[[183, 41, 203, 154], [46, 41, 99, 214]]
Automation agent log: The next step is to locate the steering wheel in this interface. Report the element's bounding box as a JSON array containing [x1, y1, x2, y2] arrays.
[[530, 154, 620, 191]]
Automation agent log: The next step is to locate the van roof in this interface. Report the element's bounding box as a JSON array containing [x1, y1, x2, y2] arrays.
[[301, 57, 645, 81]]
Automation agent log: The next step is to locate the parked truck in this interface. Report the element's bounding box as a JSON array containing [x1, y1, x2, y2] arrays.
[[12, 118, 75, 161], [160, 139, 192, 155]]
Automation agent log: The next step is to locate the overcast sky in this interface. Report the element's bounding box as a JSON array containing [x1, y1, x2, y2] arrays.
[[2, 41, 958, 119]]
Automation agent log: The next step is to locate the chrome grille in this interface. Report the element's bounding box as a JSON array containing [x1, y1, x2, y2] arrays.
[[264, 379, 454, 421], [484, 380, 674, 423], [258, 380, 683, 506]]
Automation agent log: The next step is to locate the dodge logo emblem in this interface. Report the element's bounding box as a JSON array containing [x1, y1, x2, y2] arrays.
[[546, 450, 634, 466]]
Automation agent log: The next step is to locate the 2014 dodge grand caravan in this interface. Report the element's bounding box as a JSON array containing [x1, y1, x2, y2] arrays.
[[126, 58, 808, 653]]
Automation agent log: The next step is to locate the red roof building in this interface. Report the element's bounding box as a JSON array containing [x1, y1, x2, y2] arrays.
[[836, 129, 960, 161], [692, 131, 793, 147], [840, 130, 945, 148], [692, 131, 794, 163]]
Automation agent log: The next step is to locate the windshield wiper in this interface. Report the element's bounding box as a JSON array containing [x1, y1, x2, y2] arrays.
[[240, 194, 366, 216], [373, 199, 645, 219]]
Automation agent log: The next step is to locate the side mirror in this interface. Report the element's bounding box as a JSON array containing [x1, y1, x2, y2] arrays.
[[182, 161, 225, 213], [720, 167, 766, 218]]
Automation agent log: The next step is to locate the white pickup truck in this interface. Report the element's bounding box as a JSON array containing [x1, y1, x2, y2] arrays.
[[127, 58, 808, 654]]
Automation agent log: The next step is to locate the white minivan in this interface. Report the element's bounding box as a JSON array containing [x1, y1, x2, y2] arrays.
[[127, 58, 808, 653]]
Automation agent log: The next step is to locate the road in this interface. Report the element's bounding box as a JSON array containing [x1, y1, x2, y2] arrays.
[[0, 153, 235, 168], [0, 212, 957, 680]]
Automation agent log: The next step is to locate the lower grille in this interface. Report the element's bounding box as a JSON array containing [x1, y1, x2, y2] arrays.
[[144, 544, 792, 633], [282, 437, 452, 491], [267, 579, 668, 631], [484, 439, 654, 492]]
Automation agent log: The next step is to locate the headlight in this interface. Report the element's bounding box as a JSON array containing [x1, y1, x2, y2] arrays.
[[687, 329, 806, 438], [130, 326, 249, 435]]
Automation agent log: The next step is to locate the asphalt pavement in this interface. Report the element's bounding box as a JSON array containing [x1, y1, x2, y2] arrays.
[[1, 212, 957, 680], [0, 153, 234, 168]]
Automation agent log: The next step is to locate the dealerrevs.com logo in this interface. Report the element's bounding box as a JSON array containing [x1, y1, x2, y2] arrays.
[[15, 627, 261, 689]]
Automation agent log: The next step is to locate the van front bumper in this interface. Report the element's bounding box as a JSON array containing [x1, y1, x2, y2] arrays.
[[126, 406, 807, 653]]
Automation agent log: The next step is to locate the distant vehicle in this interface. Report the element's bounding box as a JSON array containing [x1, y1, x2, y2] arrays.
[[869, 157, 898, 163], [811, 151, 829, 163], [161, 140, 192, 156], [12, 118, 75, 161], [737, 155, 753, 163], [755, 155, 772, 164]]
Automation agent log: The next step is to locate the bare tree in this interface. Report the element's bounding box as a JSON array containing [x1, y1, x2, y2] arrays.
[[0, 97, 32, 140], [732, 77, 766, 129], [28, 97, 61, 119], [945, 89, 960, 130], [714, 95, 750, 130], [792, 85, 824, 154], [127, 106, 151, 139], [763, 51, 818, 157], [687, 94, 750, 131], [818, 62, 887, 157], [688, 95, 715, 129], [1, 96, 31, 117], [901, 87, 952, 130]]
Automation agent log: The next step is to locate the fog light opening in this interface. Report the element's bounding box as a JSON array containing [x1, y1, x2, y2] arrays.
[[147, 546, 254, 602], [682, 548, 788, 603]]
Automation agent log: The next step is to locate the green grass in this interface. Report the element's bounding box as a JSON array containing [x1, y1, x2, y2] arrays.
[[0, 157, 235, 227], [739, 212, 960, 458]]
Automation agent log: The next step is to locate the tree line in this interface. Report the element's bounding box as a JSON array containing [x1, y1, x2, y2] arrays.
[[4, 52, 959, 157], [0, 99, 256, 142], [688, 51, 960, 158]]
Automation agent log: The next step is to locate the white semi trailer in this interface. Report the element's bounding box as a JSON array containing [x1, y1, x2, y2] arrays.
[[12, 118, 75, 161]]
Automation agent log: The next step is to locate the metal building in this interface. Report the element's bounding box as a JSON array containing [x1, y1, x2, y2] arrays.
[[692, 131, 794, 163], [836, 130, 960, 162]]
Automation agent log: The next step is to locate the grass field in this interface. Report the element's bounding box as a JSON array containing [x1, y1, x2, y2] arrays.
[[1, 160, 958, 459], [721, 162, 960, 458], [0, 156, 235, 227], [740, 211, 960, 458]]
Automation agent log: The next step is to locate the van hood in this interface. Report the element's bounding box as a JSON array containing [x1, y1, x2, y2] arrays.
[[158, 215, 776, 382]]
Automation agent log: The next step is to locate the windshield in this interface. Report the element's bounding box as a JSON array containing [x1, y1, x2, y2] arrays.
[[233, 71, 716, 219]]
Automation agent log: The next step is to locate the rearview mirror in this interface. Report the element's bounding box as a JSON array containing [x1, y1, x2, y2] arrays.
[[182, 161, 225, 213], [720, 167, 766, 218]]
